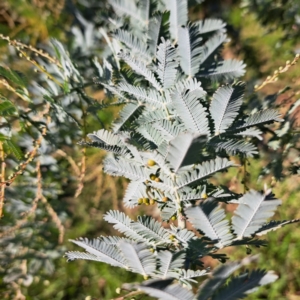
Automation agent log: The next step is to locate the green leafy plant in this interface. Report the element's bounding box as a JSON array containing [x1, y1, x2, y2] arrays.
[[65, 0, 300, 299]]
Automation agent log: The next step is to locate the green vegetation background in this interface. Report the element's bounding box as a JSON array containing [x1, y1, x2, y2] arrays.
[[0, 0, 299, 299]]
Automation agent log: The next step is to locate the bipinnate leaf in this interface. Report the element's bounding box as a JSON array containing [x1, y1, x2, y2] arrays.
[[119, 242, 156, 277], [172, 89, 209, 135], [211, 270, 278, 300], [123, 180, 145, 208], [87, 128, 122, 145], [185, 199, 233, 248], [67, 238, 127, 268], [119, 82, 164, 107], [196, 18, 226, 35], [156, 38, 178, 89], [124, 278, 195, 300], [236, 109, 282, 129], [178, 24, 203, 77], [166, 0, 188, 41], [109, 0, 145, 25], [112, 103, 142, 132], [118, 50, 162, 90], [199, 59, 246, 81], [254, 219, 300, 236], [176, 157, 235, 188], [211, 139, 258, 157], [157, 251, 185, 278], [148, 12, 170, 56], [210, 82, 245, 135], [232, 190, 282, 239], [166, 132, 205, 172], [103, 157, 148, 181], [199, 32, 228, 65], [131, 216, 174, 245], [196, 261, 242, 300], [104, 210, 146, 242], [114, 29, 150, 61]]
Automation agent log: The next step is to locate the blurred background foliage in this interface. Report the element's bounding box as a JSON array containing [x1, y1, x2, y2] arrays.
[[0, 0, 299, 299]]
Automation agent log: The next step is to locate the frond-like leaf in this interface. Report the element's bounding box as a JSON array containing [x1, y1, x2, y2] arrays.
[[112, 103, 143, 132], [156, 38, 178, 89], [176, 157, 235, 188], [166, 0, 188, 40], [125, 278, 195, 300], [235, 109, 282, 130], [87, 128, 122, 145], [199, 59, 246, 81], [103, 157, 148, 181], [119, 82, 164, 107], [210, 83, 245, 135], [67, 238, 127, 268], [185, 199, 233, 248], [170, 226, 197, 245], [109, 0, 146, 26], [166, 132, 205, 172], [152, 119, 185, 142], [196, 18, 226, 35], [174, 77, 205, 95], [178, 187, 206, 201], [137, 109, 169, 126], [196, 261, 242, 300], [136, 124, 165, 147], [148, 12, 170, 56], [234, 127, 263, 140], [210, 139, 258, 157], [199, 33, 228, 65], [177, 269, 208, 283], [114, 29, 150, 61], [131, 216, 174, 245], [123, 180, 146, 208], [178, 24, 203, 77], [78, 140, 130, 157], [119, 50, 162, 90], [157, 251, 185, 278], [232, 190, 282, 239], [119, 242, 156, 276], [173, 90, 209, 135], [104, 210, 146, 242], [254, 219, 300, 236], [211, 270, 278, 300]]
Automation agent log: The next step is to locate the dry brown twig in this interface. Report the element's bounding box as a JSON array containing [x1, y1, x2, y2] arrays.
[[0, 142, 6, 218], [74, 147, 86, 198], [255, 53, 300, 91]]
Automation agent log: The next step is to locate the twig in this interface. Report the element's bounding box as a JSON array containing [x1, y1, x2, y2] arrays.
[[255, 54, 300, 91], [74, 147, 86, 198], [41, 195, 64, 244], [0, 142, 5, 218]]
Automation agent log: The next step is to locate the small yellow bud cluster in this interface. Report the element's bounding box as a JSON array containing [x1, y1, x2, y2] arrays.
[[138, 197, 156, 205]]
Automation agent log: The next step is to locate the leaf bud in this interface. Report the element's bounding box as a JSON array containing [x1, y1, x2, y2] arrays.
[[149, 199, 155, 205], [143, 198, 149, 204], [150, 174, 156, 180], [147, 159, 156, 167], [201, 192, 208, 199]]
